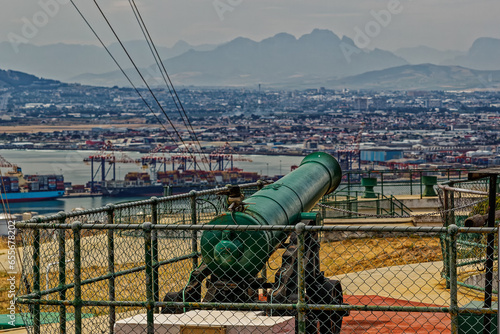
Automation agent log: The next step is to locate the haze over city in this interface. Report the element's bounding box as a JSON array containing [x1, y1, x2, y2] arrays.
[[2, 0, 499, 51]]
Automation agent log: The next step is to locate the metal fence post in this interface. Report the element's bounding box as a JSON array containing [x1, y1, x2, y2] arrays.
[[483, 174, 498, 334], [380, 172, 384, 197], [164, 186, 172, 213], [143, 222, 154, 334], [72, 222, 82, 334], [409, 170, 413, 195], [296, 223, 306, 334], [321, 202, 326, 223], [419, 171, 423, 199], [190, 191, 198, 269], [443, 188, 451, 289], [347, 172, 351, 198], [449, 224, 459, 334], [151, 197, 159, 313], [57, 213, 67, 334], [33, 225, 41, 334], [106, 204, 116, 333]]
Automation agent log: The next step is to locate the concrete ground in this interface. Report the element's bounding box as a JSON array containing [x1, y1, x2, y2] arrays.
[[331, 260, 475, 307]]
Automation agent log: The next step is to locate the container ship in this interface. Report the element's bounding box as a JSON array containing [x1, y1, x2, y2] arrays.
[[0, 167, 65, 203], [100, 169, 262, 197]]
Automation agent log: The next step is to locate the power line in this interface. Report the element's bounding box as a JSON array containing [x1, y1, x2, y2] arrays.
[[68, 0, 179, 146], [128, 0, 209, 166], [91, 0, 208, 172]]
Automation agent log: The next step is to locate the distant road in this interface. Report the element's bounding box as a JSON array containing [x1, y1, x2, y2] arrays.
[[0, 123, 160, 133]]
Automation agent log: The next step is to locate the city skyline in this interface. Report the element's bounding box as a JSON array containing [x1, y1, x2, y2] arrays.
[[1, 0, 500, 52]]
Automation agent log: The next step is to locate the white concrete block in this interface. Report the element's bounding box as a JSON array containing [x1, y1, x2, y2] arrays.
[[115, 310, 295, 334]]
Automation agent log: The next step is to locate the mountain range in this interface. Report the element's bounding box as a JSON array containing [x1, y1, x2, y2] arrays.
[[0, 40, 216, 82], [322, 64, 500, 91], [1, 29, 499, 90]]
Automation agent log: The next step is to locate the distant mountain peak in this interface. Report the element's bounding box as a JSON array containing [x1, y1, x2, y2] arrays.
[[172, 40, 191, 48], [263, 32, 296, 42], [299, 29, 341, 43], [469, 37, 500, 55], [341, 35, 356, 46], [221, 36, 258, 49]]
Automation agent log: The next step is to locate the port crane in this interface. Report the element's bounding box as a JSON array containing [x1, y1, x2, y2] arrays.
[[84, 141, 137, 193], [208, 142, 252, 171], [0, 155, 15, 168], [336, 122, 364, 171], [140, 142, 252, 173], [0, 155, 21, 176]]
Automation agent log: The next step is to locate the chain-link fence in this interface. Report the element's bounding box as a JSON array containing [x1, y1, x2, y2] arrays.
[[437, 176, 499, 334], [15, 179, 499, 334]]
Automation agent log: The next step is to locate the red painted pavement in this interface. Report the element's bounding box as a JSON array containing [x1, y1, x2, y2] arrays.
[[341, 295, 451, 333]]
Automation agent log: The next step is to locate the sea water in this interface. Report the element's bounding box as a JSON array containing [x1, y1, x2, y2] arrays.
[[0, 149, 303, 215]]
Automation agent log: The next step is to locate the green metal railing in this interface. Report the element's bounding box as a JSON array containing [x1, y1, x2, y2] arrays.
[[320, 190, 413, 219], [15, 221, 498, 334], [14, 177, 499, 334], [342, 168, 474, 198]]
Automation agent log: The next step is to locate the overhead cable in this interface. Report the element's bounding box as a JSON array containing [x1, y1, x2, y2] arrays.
[[91, 0, 208, 171], [128, 0, 209, 166]]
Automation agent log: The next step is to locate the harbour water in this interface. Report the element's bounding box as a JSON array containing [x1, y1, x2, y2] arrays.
[[0, 149, 303, 215]]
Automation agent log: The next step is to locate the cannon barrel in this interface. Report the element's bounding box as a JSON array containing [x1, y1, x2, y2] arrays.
[[201, 152, 342, 279]]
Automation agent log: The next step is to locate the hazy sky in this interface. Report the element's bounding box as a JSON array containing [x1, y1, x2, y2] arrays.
[[2, 0, 499, 51]]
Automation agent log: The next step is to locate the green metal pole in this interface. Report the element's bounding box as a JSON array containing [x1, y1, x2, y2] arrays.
[[106, 205, 116, 333], [409, 170, 413, 195], [164, 186, 172, 213], [419, 171, 423, 199], [72, 222, 82, 334], [443, 188, 451, 289], [190, 191, 198, 270], [381, 172, 384, 197], [296, 223, 306, 334], [322, 204, 327, 223], [57, 213, 67, 334], [449, 224, 459, 334], [347, 172, 351, 198], [144, 223, 154, 334], [483, 174, 498, 334], [33, 226, 40, 334], [151, 198, 159, 313]]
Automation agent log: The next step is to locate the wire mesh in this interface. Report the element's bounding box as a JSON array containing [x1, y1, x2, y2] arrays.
[[14, 180, 499, 334]]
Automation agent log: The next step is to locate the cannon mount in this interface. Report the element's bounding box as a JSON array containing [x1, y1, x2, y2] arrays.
[[162, 217, 348, 334]]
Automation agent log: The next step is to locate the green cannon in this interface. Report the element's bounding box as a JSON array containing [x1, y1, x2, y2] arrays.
[[201, 151, 342, 279], [163, 152, 348, 333]]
